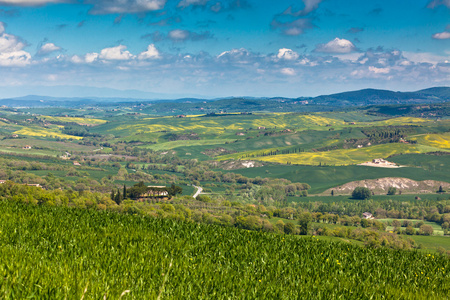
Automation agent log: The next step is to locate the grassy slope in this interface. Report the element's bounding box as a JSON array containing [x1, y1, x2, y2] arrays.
[[1, 201, 449, 299]]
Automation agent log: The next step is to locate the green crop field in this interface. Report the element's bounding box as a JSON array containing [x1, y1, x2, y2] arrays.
[[242, 143, 446, 166], [222, 163, 450, 194], [1, 201, 449, 299]]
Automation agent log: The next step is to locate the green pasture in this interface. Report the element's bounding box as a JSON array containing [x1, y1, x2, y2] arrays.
[[409, 235, 450, 252], [378, 219, 444, 236]]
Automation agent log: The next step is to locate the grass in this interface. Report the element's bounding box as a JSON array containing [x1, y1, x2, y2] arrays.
[[410, 235, 450, 252], [377, 219, 444, 236], [0, 201, 449, 299]]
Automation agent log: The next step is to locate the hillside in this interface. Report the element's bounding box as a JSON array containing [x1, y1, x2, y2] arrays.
[[1, 87, 449, 112], [1, 201, 449, 299], [323, 177, 450, 196]]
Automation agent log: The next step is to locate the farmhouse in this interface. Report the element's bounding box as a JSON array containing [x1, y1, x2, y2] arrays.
[[73, 161, 81, 166], [236, 132, 245, 136], [26, 183, 42, 188], [362, 212, 374, 219], [22, 145, 32, 149], [145, 186, 168, 197], [0, 180, 5, 184], [258, 126, 266, 130]]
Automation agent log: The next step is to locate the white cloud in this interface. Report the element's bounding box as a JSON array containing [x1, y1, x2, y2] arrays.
[[86, 0, 166, 14], [432, 31, 450, 39], [99, 45, 133, 60], [0, 22, 4, 35], [0, 33, 26, 52], [276, 48, 299, 60], [403, 52, 450, 64], [85, 52, 99, 63], [0, 31, 31, 66], [369, 66, 390, 74], [271, 19, 313, 36], [315, 38, 356, 53], [0, 0, 66, 6], [0, 50, 31, 66], [138, 44, 160, 60], [280, 68, 296, 76], [168, 29, 189, 41], [38, 42, 61, 55], [284, 0, 323, 16]]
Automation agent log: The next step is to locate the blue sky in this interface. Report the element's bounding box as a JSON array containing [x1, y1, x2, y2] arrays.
[[0, 0, 449, 98]]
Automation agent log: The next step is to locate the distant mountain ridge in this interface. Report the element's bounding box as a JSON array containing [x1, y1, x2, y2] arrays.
[[309, 87, 450, 106], [0, 87, 449, 108]]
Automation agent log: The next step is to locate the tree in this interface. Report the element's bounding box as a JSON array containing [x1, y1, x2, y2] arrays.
[[387, 186, 397, 195], [419, 224, 434, 236], [167, 184, 182, 197], [284, 222, 295, 235], [331, 190, 334, 196], [352, 187, 371, 200], [298, 212, 312, 235], [438, 185, 445, 193], [405, 226, 415, 235], [114, 189, 122, 205], [123, 184, 127, 199]]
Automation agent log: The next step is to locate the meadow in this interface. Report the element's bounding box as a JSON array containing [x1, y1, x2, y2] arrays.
[[1, 201, 449, 299]]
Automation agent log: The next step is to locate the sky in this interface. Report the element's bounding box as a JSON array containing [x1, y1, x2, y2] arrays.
[[0, 0, 449, 99]]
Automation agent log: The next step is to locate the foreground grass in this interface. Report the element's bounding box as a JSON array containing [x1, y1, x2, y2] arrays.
[[0, 201, 449, 299]]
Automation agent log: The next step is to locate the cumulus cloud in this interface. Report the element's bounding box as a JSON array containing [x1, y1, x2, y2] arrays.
[[138, 44, 160, 59], [0, 28, 31, 66], [86, 0, 166, 14], [37, 42, 61, 56], [432, 31, 450, 39], [314, 38, 357, 53], [0, 22, 4, 34], [98, 45, 134, 60], [276, 48, 299, 60], [427, 0, 450, 8]]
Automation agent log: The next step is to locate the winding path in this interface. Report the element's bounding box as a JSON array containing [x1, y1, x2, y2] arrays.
[[192, 185, 203, 199]]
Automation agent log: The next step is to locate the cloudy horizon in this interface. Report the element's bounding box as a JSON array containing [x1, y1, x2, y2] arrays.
[[0, 0, 449, 98]]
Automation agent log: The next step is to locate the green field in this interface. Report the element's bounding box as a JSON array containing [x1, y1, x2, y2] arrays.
[[240, 143, 446, 166], [1, 201, 449, 299], [222, 162, 450, 194]]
